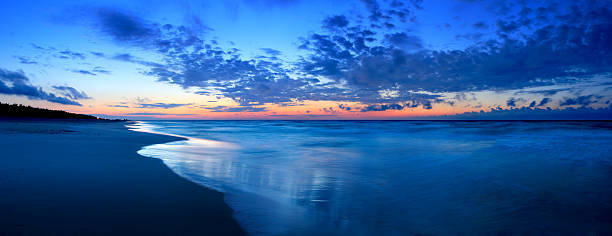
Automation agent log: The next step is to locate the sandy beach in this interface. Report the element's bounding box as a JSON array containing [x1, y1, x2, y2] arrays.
[[0, 120, 246, 235]]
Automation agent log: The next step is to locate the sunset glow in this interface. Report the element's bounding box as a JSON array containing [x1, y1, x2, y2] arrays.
[[1, 0, 610, 119]]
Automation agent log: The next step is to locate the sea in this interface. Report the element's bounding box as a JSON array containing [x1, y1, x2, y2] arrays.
[[128, 120, 612, 235]]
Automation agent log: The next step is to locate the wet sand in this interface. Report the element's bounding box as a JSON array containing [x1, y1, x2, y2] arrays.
[[0, 120, 246, 235]]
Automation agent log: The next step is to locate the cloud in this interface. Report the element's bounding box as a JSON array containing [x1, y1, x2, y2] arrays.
[[82, 5, 440, 109], [204, 105, 268, 112], [300, 1, 612, 95], [338, 104, 351, 111], [92, 67, 111, 74], [0, 69, 29, 82], [0, 68, 83, 106], [360, 0, 383, 22], [52, 86, 92, 99], [323, 15, 349, 29], [506, 98, 517, 107], [260, 48, 282, 56], [58, 50, 86, 60], [268, 114, 337, 118], [112, 53, 135, 61], [68, 67, 110, 76], [433, 106, 612, 120], [137, 103, 192, 109], [78, 2, 611, 112], [538, 97, 551, 106], [560, 95, 598, 107], [86, 7, 206, 55], [298, 0, 612, 110], [495, 20, 521, 34], [17, 57, 38, 65], [515, 88, 571, 96], [361, 103, 404, 112], [472, 21, 489, 29], [124, 112, 194, 116], [90, 7, 160, 44], [384, 32, 423, 51], [70, 69, 97, 76], [90, 51, 105, 57]]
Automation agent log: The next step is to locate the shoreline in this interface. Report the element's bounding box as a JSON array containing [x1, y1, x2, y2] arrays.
[[0, 119, 246, 235]]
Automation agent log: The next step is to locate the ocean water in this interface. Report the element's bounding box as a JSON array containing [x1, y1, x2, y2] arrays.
[[129, 121, 612, 235]]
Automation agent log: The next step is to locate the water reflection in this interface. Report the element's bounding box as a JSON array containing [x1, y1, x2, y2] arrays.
[[131, 121, 612, 235]]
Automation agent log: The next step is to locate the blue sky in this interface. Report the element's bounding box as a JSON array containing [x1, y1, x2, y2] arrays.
[[0, 0, 611, 119]]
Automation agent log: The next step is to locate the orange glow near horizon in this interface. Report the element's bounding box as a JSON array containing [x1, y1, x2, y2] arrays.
[[44, 98, 477, 120]]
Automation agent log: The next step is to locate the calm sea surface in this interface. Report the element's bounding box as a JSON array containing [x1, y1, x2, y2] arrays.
[[129, 121, 612, 235]]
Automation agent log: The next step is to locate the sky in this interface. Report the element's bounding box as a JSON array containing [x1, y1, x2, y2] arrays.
[[0, 0, 611, 119]]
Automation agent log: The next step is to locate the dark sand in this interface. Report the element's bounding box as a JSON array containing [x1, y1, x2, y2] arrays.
[[0, 120, 246, 235]]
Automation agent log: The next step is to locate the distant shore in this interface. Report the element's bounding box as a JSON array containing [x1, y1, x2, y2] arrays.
[[0, 119, 246, 235]]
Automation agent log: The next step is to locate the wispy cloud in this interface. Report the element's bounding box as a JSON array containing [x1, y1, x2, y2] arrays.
[[204, 105, 268, 112], [52, 85, 92, 100], [137, 102, 192, 109], [124, 112, 194, 116]]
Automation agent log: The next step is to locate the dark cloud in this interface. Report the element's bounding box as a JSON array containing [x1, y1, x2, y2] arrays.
[[338, 104, 351, 111], [112, 53, 134, 61], [83, 6, 438, 108], [81, 1, 612, 111], [86, 6, 205, 57], [384, 32, 423, 51], [360, 0, 384, 22], [204, 105, 268, 112], [267, 114, 337, 118], [0, 69, 29, 82], [528, 101, 536, 107], [90, 51, 105, 57], [506, 98, 517, 107], [71, 70, 97, 76], [538, 97, 551, 106], [69, 66, 110, 76], [124, 112, 194, 116], [17, 57, 38, 65], [91, 7, 160, 44], [433, 105, 612, 120], [92, 67, 111, 74], [52, 86, 91, 100], [515, 88, 571, 96], [361, 0, 417, 24], [455, 32, 484, 41], [58, 50, 86, 60], [472, 21, 489, 29], [359, 98, 434, 111], [496, 20, 521, 34], [137, 103, 192, 109], [0, 68, 83, 106], [109, 53, 161, 67], [361, 103, 404, 112], [260, 48, 282, 56], [30, 43, 46, 50], [560, 95, 599, 107], [323, 15, 349, 29], [299, 0, 612, 101]]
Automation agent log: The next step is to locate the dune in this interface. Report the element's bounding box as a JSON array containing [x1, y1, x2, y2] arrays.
[[0, 120, 246, 235]]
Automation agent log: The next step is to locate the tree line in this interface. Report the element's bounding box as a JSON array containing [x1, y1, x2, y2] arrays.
[[0, 103, 106, 120]]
